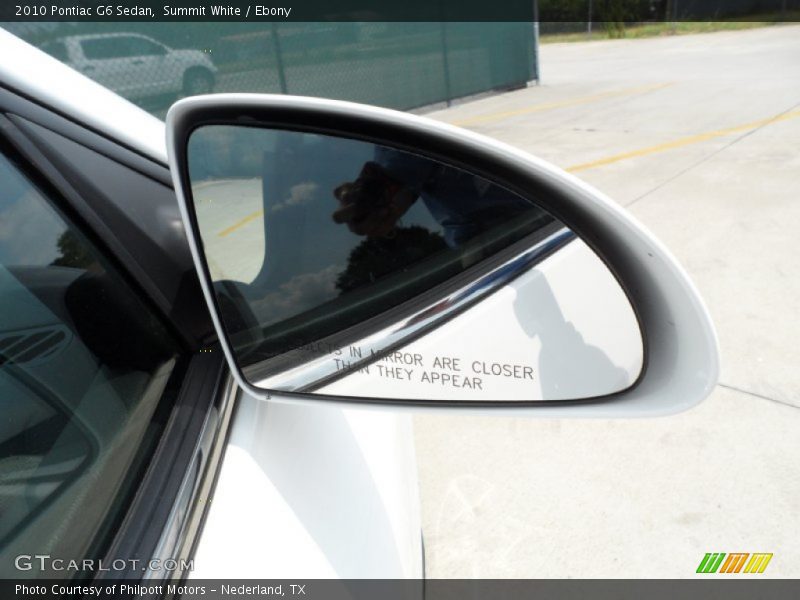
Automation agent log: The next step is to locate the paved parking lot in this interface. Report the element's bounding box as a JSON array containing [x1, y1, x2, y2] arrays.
[[415, 24, 800, 578]]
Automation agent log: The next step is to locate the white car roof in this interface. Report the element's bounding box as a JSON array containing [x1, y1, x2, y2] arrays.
[[0, 28, 167, 164], [63, 32, 157, 41]]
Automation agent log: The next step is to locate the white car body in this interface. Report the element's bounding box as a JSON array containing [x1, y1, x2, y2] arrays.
[[42, 32, 216, 100]]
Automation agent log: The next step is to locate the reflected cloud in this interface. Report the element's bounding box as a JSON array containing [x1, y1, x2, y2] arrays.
[[251, 264, 341, 323], [270, 182, 319, 213], [0, 190, 64, 265]]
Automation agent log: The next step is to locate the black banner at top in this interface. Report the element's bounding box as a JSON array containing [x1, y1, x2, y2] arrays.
[[3, 0, 800, 22], [5, 0, 528, 22]]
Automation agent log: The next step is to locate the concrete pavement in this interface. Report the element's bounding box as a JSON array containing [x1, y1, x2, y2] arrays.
[[415, 24, 800, 577]]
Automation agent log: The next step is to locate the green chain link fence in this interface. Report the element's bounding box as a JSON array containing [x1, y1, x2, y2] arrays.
[[6, 22, 538, 115]]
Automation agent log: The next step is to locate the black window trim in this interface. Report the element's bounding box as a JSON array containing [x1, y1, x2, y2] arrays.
[[97, 347, 233, 584]]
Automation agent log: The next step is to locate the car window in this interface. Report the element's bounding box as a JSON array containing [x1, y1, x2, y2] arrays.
[[125, 36, 166, 56], [81, 36, 135, 60], [0, 148, 180, 577]]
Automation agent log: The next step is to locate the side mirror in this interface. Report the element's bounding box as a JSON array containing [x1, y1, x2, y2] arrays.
[[166, 95, 718, 414]]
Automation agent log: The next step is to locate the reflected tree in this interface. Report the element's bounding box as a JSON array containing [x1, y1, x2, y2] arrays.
[[51, 230, 94, 269], [336, 226, 446, 293]]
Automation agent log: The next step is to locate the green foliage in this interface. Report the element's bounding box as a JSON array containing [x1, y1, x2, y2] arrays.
[[51, 231, 95, 269]]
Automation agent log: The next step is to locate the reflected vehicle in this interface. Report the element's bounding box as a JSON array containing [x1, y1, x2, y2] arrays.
[[41, 33, 216, 104]]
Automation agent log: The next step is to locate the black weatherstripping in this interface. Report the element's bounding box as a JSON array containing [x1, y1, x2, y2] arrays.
[[98, 348, 228, 582], [0, 84, 171, 180]]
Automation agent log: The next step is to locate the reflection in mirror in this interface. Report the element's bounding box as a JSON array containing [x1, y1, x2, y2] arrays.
[[186, 125, 643, 401]]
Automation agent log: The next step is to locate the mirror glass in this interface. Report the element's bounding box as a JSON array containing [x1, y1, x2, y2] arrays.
[[186, 125, 643, 401]]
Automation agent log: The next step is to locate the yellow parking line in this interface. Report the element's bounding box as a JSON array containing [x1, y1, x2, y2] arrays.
[[567, 109, 800, 173], [450, 82, 674, 127], [218, 210, 264, 237]]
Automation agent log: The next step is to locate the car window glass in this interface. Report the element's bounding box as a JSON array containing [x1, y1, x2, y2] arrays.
[[81, 37, 135, 60], [0, 149, 180, 577], [126, 36, 166, 56]]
